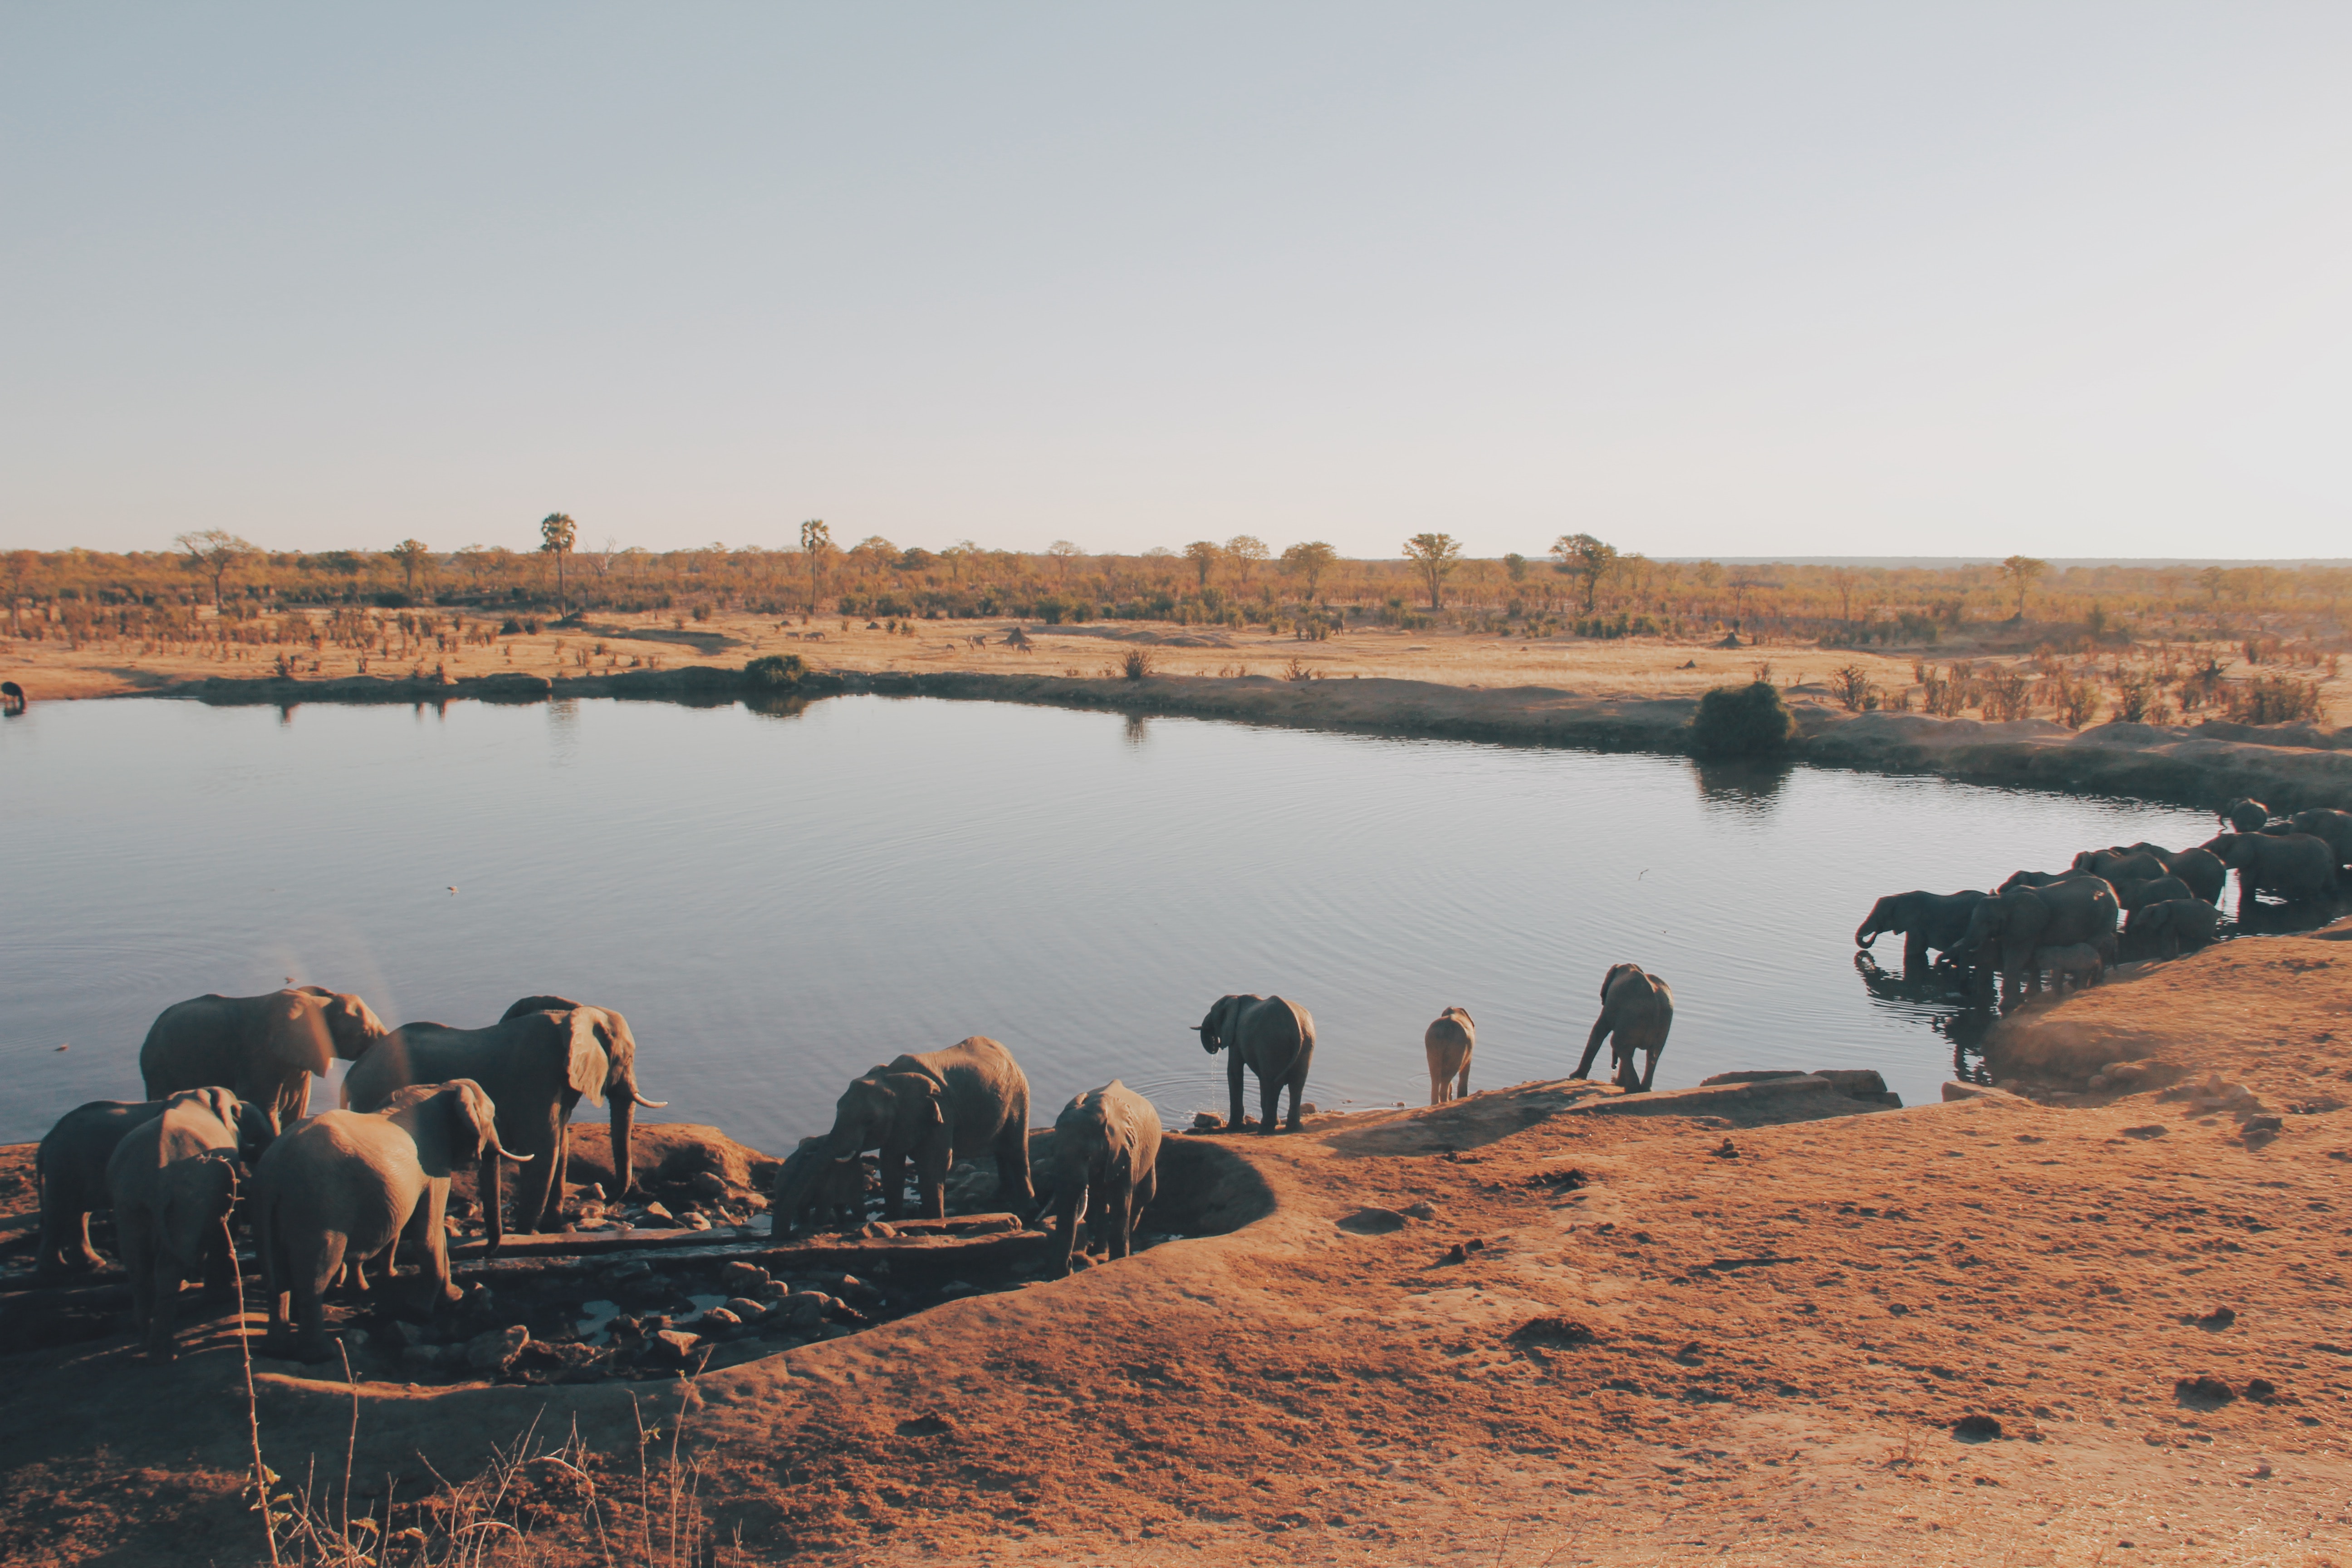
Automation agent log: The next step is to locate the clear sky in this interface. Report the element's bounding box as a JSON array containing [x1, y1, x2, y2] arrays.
[[4, 4, 2348, 560]]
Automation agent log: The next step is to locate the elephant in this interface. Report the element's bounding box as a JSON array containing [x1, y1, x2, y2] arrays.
[[140, 985, 388, 1134], [1853, 890, 1990, 974], [0, 680, 23, 713], [2030, 941, 2104, 990], [780, 1036, 1034, 1222], [104, 1088, 273, 1362], [2220, 798, 2272, 834], [1573, 964, 1675, 1092], [1424, 1008, 1475, 1104], [39, 1093, 273, 1277], [2202, 831, 2339, 905], [1997, 868, 2097, 893], [1040, 1080, 1163, 1278], [2125, 898, 2223, 960], [1956, 878, 2121, 996], [1195, 995, 1317, 1134], [2268, 808, 2352, 869], [2140, 845, 2227, 905], [252, 1079, 527, 1362], [340, 995, 662, 1235], [2106, 873, 2196, 914], [769, 1137, 876, 1232], [2069, 848, 2170, 887]]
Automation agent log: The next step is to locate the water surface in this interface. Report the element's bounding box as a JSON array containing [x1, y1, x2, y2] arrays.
[[0, 695, 2217, 1145]]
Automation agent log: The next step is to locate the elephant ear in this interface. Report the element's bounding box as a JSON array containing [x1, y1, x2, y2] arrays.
[[881, 1072, 946, 1135], [327, 993, 388, 1059], [1601, 963, 1637, 1000], [441, 1079, 504, 1168], [563, 1010, 612, 1106], [161, 1155, 236, 1267], [194, 1086, 239, 1135], [266, 994, 334, 1077]]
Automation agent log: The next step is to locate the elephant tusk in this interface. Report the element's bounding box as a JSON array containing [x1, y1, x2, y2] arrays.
[[628, 1090, 668, 1108]]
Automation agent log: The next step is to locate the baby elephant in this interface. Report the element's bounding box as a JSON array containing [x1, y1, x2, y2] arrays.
[[2126, 898, 2223, 961], [2032, 941, 2105, 990], [1424, 1008, 1475, 1104], [1041, 1081, 1163, 1279], [103, 1088, 274, 1362], [770, 1136, 876, 1233], [252, 1079, 529, 1362], [1575, 964, 1675, 1093]]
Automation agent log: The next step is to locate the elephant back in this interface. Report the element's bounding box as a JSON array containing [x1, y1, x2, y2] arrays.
[[894, 1036, 1031, 1144]]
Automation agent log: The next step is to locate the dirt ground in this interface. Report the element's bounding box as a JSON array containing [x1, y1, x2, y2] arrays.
[[1, 920, 2346, 1566]]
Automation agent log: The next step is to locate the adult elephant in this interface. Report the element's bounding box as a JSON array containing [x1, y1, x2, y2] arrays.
[[1424, 1008, 1475, 1104], [1574, 964, 1675, 1092], [2203, 832, 2340, 904], [1853, 890, 1989, 973], [105, 1088, 273, 1362], [1196, 995, 1316, 1135], [37, 1093, 272, 1277], [1956, 878, 2121, 995], [2220, 799, 2271, 834], [140, 985, 388, 1133], [1040, 1080, 1162, 1278], [2106, 874, 2195, 914], [340, 995, 662, 1236], [254, 1080, 528, 1362], [2269, 808, 2352, 870], [779, 1036, 1033, 1223], [2069, 848, 2170, 888], [2125, 898, 2223, 960]]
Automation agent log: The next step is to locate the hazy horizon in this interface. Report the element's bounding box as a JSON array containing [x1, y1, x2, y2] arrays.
[[5, 5, 2349, 560]]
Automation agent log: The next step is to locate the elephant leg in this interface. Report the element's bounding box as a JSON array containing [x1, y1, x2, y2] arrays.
[[1227, 1051, 1247, 1132], [419, 1187, 460, 1307], [1049, 1186, 1083, 1279], [1573, 1020, 1609, 1082], [1284, 1072, 1304, 1132], [1640, 1046, 1662, 1093], [1107, 1176, 1136, 1259], [507, 1110, 561, 1237], [914, 1136, 951, 1220], [538, 1118, 571, 1231], [878, 1150, 907, 1220], [1455, 1063, 1470, 1100], [1903, 933, 1930, 974], [1258, 1072, 1280, 1136], [285, 1239, 344, 1362], [147, 1257, 182, 1362], [995, 1122, 1034, 1209], [1429, 1064, 1444, 1106]]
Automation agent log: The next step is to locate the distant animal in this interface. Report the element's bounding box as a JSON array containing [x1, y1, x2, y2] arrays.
[[1195, 995, 1317, 1134], [2031, 941, 2104, 990], [769, 1136, 875, 1232], [2220, 798, 2271, 834], [37, 1093, 270, 1278], [253, 1079, 528, 1362], [0, 680, 24, 712], [1424, 1008, 1476, 1104], [1040, 1080, 1163, 1278], [2125, 898, 2224, 961], [140, 986, 388, 1134], [1853, 890, 1990, 974], [1575, 964, 1675, 1093], [105, 1088, 273, 1362], [776, 1036, 1034, 1222]]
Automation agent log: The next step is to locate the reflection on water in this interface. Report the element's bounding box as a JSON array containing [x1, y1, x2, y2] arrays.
[[0, 696, 2222, 1147]]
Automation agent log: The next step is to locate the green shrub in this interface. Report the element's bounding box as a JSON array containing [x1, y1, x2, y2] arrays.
[[744, 653, 806, 689], [1689, 681, 1798, 758]]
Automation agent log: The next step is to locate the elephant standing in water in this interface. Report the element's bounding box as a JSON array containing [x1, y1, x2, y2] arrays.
[[2203, 832, 2340, 905], [1424, 1008, 1475, 1104], [2269, 808, 2352, 872], [341, 996, 662, 1235], [1853, 890, 1989, 975], [2220, 799, 2272, 834], [1196, 995, 1316, 1134], [2126, 898, 2223, 960], [778, 1036, 1034, 1222], [1041, 1080, 1163, 1278], [140, 986, 387, 1133], [254, 1080, 528, 1362], [1574, 964, 1675, 1092], [104, 1088, 274, 1362], [1956, 878, 2120, 996], [2089, 843, 2226, 905]]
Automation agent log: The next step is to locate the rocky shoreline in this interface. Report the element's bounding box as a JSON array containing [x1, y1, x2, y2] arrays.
[[121, 662, 2352, 811]]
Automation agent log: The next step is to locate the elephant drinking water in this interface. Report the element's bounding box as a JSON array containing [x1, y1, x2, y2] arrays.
[[779, 1035, 1034, 1223], [1041, 1080, 1163, 1278], [1956, 877, 2121, 996], [1196, 995, 1316, 1134], [1853, 890, 1989, 975], [1574, 964, 1675, 1092]]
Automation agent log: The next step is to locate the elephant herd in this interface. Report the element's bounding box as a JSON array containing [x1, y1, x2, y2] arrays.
[[34, 985, 661, 1363], [1856, 798, 2351, 997]]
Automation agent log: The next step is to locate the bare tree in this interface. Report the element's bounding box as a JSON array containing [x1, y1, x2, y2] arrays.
[[539, 513, 577, 614], [1402, 532, 1463, 609], [1225, 535, 1269, 591], [1830, 567, 1857, 624], [1280, 540, 1337, 602], [2001, 554, 2048, 621], [1048, 540, 1084, 583], [1549, 533, 1617, 615], [174, 530, 258, 607]]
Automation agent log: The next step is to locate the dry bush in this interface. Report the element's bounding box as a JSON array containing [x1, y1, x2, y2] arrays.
[[1121, 648, 1153, 681], [1980, 669, 2034, 722]]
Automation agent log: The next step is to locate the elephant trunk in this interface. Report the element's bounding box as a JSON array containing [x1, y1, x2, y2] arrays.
[[482, 1152, 504, 1254], [610, 1093, 636, 1200], [1854, 922, 1880, 949]]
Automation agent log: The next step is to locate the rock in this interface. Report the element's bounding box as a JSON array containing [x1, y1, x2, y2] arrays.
[[2194, 1306, 2238, 1329], [690, 1171, 729, 1200], [465, 1326, 530, 1373], [642, 1329, 703, 1368], [698, 1308, 743, 1334], [720, 1261, 770, 1294], [384, 1320, 429, 1348], [576, 1182, 605, 1203], [641, 1201, 675, 1223], [1952, 1414, 2003, 1441], [1403, 1200, 1441, 1220], [1943, 1083, 2031, 1105], [1300, 1102, 1318, 1115], [1337, 1207, 1407, 1235], [2242, 1116, 2284, 1141], [784, 1292, 831, 1330], [342, 1329, 371, 1351], [605, 1259, 652, 1287], [723, 1296, 769, 1323], [683, 1213, 712, 1231], [2176, 1374, 2235, 1406], [461, 1284, 495, 1318], [2120, 1125, 2169, 1140], [1191, 1112, 1223, 1132], [2244, 1377, 2278, 1401], [755, 1278, 789, 1303], [401, 1345, 445, 1370]]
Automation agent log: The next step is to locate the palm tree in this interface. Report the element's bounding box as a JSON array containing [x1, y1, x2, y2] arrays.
[[540, 514, 577, 614], [800, 519, 832, 613]]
